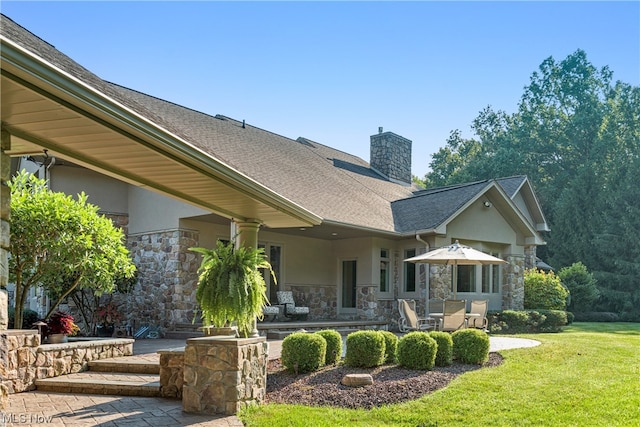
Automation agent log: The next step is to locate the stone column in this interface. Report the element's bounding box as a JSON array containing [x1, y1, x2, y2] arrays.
[[182, 336, 268, 415], [1, 129, 11, 333]]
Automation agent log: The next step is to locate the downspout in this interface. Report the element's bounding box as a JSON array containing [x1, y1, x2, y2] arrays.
[[416, 234, 430, 316]]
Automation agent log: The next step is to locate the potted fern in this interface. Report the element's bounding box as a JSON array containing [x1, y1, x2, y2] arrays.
[[190, 239, 272, 338]]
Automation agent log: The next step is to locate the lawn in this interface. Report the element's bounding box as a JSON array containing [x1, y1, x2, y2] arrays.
[[240, 322, 640, 427]]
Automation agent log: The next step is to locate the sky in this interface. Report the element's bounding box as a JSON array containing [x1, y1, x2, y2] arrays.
[[2, 1, 639, 178]]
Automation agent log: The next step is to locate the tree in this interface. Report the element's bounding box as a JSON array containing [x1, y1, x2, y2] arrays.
[[524, 269, 569, 311], [418, 50, 640, 317], [558, 262, 599, 313], [8, 171, 136, 328]]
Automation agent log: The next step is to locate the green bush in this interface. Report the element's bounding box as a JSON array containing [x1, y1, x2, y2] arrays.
[[397, 331, 437, 370], [558, 262, 599, 312], [315, 329, 342, 365], [344, 330, 386, 368], [452, 329, 490, 365], [281, 332, 327, 373], [489, 310, 568, 334], [429, 331, 453, 366], [573, 311, 620, 322], [8, 307, 39, 329], [379, 330, 399, 364], [524, 269, 569, 310]]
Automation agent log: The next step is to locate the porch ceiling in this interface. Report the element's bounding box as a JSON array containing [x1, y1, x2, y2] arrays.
[[1, 39, 320, 229]]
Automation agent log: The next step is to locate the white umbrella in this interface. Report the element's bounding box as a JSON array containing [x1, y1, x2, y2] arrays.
[[404, 240, 507, 299]]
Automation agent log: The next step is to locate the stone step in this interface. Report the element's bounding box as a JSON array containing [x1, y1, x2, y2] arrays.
[[35, 372, 160, 397], [89, 356, 160, 374]]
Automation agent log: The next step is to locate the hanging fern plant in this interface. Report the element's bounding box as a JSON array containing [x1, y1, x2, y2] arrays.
[[190, 239, 272, 338]]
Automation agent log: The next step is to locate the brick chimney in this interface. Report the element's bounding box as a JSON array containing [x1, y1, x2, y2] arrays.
[[370, 127, 412, 185]]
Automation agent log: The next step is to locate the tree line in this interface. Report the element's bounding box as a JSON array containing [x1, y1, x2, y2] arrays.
[[415, 50, 640, 320]]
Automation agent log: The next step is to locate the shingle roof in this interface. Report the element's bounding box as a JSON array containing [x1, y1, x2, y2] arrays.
[[0, 14, 532, 236]]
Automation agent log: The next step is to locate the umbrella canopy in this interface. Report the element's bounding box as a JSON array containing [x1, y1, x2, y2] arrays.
[[404, 240, 508, 265], [404, 240, 507, 299]]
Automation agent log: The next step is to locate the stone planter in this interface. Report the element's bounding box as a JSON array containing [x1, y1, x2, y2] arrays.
[[199, 325, 238, 337]]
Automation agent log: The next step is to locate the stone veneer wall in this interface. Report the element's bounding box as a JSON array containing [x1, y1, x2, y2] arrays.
[[128, 229, 200, 330], [159, 348, 184, 399], [287, 285, 336, 320], [502, 255, 525, 310], [182, 336, 268, 415], [1, 330, 133, 394], [524, 245, 537, 270]]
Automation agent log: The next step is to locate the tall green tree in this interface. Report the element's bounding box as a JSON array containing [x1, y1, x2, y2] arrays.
[[420, 50, 640, 317], [9, 171, 136, 328]]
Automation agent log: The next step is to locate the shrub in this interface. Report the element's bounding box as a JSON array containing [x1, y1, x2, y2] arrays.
[[573, 311, 620, 322], [344, 330, 385, 368], [524, 269, 569, 310], [8, 307, 39, 329], [558, 262, 599, 312], [537, 310, 568, 332], [489, 310, 568, 334], [379, 330, 399, 364], [429, 331, 453, 366], [315, 329, 342, 365], [281, 332, 327, 373], [452, 329, 490, 364], [397, 331, 437, 370]]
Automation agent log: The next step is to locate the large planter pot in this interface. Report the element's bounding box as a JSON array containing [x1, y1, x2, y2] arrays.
[[96, 324, 115, 337], [47, 333, 67, 344], [200, 325, 238, 337]]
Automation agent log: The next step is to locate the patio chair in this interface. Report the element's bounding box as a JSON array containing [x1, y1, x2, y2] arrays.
[[276, 291, 310, 320], [397, 299, 435, 333], [262, 305, 280, 322], [439, 299, 467, 332], [467, 299, 489, 330]]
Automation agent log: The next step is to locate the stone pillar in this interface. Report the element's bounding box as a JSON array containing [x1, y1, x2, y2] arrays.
[[182, 336, 268, 415], [1, 129, 11, 332]]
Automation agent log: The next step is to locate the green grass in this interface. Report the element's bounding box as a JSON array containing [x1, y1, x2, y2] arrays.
[[240, 322, 640, 426]]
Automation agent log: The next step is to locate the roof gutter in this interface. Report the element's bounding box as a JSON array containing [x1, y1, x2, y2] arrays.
[[1, 36, 321, 227]]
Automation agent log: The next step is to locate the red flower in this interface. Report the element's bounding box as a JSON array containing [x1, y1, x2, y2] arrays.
[[47, 311, 75, 335], [95, 302, 122, 325]]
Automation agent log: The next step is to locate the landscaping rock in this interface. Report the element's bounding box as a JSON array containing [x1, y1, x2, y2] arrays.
[[341, 373, 373, 387]]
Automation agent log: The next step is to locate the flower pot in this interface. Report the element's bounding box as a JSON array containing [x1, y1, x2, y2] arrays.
[[47, 333, 67, 344], [201, 326, 238, 337], [96, 324, 115, 337]]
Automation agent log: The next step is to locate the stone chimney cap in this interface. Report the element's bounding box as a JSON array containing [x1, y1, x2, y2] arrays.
[[378, 127, 383, 134]]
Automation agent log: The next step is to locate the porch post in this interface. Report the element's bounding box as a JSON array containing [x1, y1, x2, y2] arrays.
[[1, 129, 11, 331], [234, 219, 261, 337]]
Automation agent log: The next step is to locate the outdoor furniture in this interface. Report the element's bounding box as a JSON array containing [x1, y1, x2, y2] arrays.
[[439, 299, 467, 332], [262, 305, 280, 322], [467, 299, 489, 330], [397, 299, 435, 332], [276, 291, 310, 320]]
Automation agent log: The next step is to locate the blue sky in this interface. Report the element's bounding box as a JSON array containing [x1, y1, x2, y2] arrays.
[[2, 1, 638, 177]]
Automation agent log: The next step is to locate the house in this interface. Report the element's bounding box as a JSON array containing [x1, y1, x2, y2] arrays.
[[0, 14, 548, 331]]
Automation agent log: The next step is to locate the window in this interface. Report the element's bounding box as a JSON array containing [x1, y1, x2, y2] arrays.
[[482, 253, 501, 294], [456, 265, 476, 293], [380, 249, 389, 293], [259, 243, 282, 302], [404, 249, 416, 292]]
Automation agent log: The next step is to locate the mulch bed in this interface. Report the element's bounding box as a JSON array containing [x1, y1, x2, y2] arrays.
[[266, 353, 503, 409]]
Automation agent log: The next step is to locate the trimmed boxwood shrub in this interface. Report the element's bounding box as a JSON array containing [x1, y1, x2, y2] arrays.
[[489, 309, 568, 333], [429, 331, 453, 366], [315, 329, 342, 365], [379, 330, 399, 364], [452, 329, 490, 364], [344, 330, 386, 368], [281, 332, 327, 373], [397, 331, 437, 370]]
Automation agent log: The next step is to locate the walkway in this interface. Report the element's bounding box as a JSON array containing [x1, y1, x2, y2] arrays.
[[3, 336, 539, 426]]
